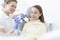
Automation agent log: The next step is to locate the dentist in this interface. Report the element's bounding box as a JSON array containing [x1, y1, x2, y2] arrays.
[[0, 0, 17, 34]]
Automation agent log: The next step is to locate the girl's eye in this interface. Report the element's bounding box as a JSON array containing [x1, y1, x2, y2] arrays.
[[11, 5, 14, 7], [34, 12, 37, 14], [31, 11, 37, 13]]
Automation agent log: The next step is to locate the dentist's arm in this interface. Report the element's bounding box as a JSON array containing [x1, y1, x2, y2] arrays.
[[0, 21, 5, 33], [0, 28, 5, 32]]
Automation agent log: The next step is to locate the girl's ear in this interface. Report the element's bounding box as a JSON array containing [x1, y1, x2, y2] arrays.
[[39, 13, 42, 17]]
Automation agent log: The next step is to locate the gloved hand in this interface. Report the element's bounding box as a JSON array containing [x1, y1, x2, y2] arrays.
[[13, 13, 25, 30]]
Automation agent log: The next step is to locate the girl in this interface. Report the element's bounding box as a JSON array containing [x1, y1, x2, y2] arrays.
[[21, 5, 47, 40]]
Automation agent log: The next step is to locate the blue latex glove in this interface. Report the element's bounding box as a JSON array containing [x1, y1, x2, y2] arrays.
[[13, 13, 25, 30]]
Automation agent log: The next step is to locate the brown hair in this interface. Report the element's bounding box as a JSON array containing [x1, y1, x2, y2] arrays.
[[4, 0, 17, 4], [33, 5, 45, 23]]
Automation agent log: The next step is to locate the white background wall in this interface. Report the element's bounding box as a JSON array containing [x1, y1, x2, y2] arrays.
[[0, 0, 60, 30]]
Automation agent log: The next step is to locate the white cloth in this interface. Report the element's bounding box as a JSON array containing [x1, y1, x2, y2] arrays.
[[0, 9, 14, 32], [21, 20, 47, 40]]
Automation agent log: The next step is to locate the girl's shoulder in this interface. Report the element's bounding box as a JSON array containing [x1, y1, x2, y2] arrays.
[[25, 20, 45, 26]]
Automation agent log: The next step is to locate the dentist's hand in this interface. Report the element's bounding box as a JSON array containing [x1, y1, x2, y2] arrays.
[[13, 13, 25, 30]]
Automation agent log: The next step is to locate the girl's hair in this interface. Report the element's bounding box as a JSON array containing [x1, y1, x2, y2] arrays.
[[4, 0, 17, 4], [32, 5, 45, 23]]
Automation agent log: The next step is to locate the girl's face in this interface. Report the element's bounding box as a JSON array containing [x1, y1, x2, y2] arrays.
[[4, 1, 17, 14], [30, 7, 41, 21]]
